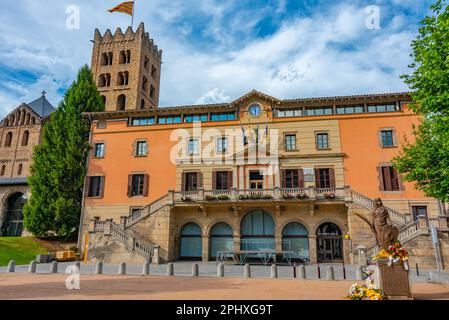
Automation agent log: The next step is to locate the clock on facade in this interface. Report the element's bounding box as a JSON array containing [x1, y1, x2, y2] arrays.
[[248, 104, 262, 117]]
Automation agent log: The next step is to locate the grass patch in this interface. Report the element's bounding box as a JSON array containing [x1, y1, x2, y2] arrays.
[[0, 237, 48, 266]]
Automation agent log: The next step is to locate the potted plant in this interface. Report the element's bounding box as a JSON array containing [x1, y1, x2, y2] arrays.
[[181, 196, 192, 202], [324, 192, 336, 200], [282, 194, 295, 200], [239, 195, 250, 200], [205, 195, 217, 201], [263, 194, 273, 200], [217, 195, 230, 201], [297, 193, 309, 200]]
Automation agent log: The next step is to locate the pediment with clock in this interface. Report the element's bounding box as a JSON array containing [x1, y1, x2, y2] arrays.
[[231, 90, 280, 124]]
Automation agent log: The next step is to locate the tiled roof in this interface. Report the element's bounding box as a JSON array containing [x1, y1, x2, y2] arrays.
[[27, 94, 55, 118]]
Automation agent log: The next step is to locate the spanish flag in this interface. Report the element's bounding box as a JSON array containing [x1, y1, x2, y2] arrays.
[[108, 1, 134, 16]]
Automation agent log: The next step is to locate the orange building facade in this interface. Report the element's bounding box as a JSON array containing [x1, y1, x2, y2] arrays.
[[82, 25, 449, 268]]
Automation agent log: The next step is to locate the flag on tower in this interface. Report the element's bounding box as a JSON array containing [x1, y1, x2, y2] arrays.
[[108, 1, 134, 16]]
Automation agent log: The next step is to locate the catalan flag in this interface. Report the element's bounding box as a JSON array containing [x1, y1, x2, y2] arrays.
[[108, 1, 134, 16]]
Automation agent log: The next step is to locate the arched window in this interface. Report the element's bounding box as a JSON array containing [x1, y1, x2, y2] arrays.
[[100, 52, 109, 66], [17, 164, 22, 176], [15, 112, 20, 125], [282, 222, 309, 262], [210, 222, 233, 259], [108, 52, 113, 65], [117, 95, 126, 111], [316, 222, 343, 262], [25, 113, 30, 125], [241, 210, 275, 252], [144, 56, 149, 70], [140, 99, 145, 109], [4, 119, 9, 127], [151, 65, 157, 78], [31, 117, 35, 125], [150, 85, 155, 99], [117, 72, 129, 86], [5, 132, 12, 147], [0, 165, 5, 176], [180, 222, 202, 260], [142, 77, 148, 92], [10, 115, 15, 126], [21, 131, 29, 146], [98, 74, 107, 87], [20, 110, 26, 125], [119, 50, 129, 64], [2, 192, 27, 236]]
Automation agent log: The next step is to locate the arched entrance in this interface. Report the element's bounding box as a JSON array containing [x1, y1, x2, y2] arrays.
[[209, 222, 233, 259], [316, 222, 343, 262], [179, 222, 202, 260], [241, 210, 275, 253], [2, 193, 27, 237], [282, 222, 309, 262]]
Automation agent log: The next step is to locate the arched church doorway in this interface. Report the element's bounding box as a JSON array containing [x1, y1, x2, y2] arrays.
[[2, 193, 27, 237]]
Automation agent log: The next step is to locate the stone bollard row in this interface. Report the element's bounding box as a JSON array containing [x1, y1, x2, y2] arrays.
[[167, 262, 174, 276], [7, 260, 16, 273], [95, 261, 103, 275], [243, 264, 251, 279], [142, 262, 150, 276], [118, 262, 126, 275], [297, 265, 306, 279], [50, 261, 58, 273], [326, 266, 335, 280], [217, 263, 224, 277], [270, 264, 278, 278], [192, 263, 199, 277], [28, 261, 37, 273]]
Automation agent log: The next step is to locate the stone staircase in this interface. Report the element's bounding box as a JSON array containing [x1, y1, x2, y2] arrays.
[[91, 219, 156, 261]]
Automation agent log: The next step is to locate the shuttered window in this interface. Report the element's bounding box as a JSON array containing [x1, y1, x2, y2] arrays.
[[378, 166, 401, 191], [86, 176, 105, 198], [182, 172, 202, 191], [314, 168, 335, 188], [127, 174, 149, 197], [214, 171, 233, 190], [281, 169, 304, 188]]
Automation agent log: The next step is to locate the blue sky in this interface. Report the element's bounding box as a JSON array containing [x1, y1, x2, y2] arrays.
[[0, 0, 437, 118]]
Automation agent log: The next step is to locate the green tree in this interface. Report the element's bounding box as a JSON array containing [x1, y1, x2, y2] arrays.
[[24, 65, 104, 239], [393, 0, 449, 202]]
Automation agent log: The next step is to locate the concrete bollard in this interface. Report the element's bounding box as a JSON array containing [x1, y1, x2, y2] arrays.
[[142, 263, 150, 276], [326, 266, 335, 280], [50, 261, 58, 273], [95, 261, 103, 275], [243, 264, 251, 279], [7, 260, 16, 273], [270, 264, 278, 278], [298, 265, 306, 279], [191, 263, 199, 277], [356, 266, 364, 280], [118, 262, 126, 275], [28, 261, 37, 273], [167, 263, 174, 276], [217, 263, 224, 277]]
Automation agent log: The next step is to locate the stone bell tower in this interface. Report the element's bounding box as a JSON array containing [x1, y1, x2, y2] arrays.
[[91, 22, 162, 111]]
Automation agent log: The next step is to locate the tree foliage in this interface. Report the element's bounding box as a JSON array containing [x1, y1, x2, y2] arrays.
[[393, 0, 449, 202], [24, 65, 104, 239]]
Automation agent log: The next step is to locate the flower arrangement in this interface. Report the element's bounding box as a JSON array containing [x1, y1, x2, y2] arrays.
[[205, 195, 217, 201], [217, 195, 230, 201], [344, 233, 350, 240], [181, 196, 192, 202], [372, 240, 409, 267], [282, 194, 295, 200], [239, 195, 250, 200], [297, 193, 309, 199], [347, 269, 384, 300], [324, 192, 336, 199]]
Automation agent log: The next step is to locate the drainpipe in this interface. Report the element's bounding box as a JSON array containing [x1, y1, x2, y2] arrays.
[[77, 115, 94, 250]]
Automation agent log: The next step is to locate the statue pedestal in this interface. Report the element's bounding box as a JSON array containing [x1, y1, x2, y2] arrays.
[[371, 262, 413, 300]]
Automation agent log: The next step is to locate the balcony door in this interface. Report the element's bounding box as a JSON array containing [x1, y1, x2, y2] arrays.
[[249, 170, 264, 190]]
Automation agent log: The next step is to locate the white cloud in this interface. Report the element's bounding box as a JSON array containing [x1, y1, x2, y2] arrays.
[[0, 1, 428, 119]]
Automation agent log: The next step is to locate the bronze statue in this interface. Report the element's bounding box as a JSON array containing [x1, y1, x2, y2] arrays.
[[355, 198, 399, 250]]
